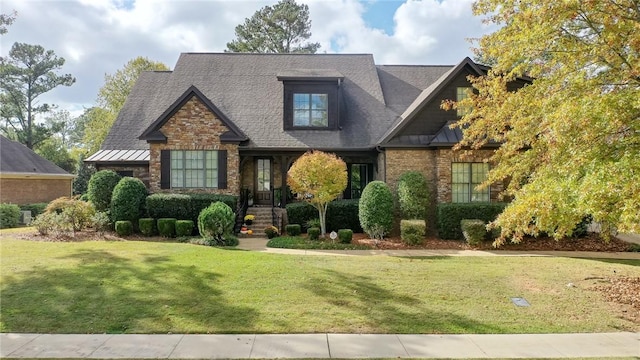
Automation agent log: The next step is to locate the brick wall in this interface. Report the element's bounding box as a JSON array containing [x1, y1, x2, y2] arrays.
[[148, 96, 240, 195], [435, 149, 503, 203], [0, 177, 72, 204]]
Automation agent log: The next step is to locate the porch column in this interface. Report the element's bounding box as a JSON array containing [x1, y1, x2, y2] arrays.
[[280, 155, 288, 208]]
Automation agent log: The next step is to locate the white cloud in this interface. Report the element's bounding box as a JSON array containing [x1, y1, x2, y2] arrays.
[[1, 0, 494, 117]]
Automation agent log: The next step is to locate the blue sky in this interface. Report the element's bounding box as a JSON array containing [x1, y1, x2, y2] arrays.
[[1, 0, 493, 116]]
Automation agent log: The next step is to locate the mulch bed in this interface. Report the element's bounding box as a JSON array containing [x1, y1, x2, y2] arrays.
[[353, 232, 635, 252]]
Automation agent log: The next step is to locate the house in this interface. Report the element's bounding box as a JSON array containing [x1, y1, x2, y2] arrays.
[[86, 53, 527, 212], [0, 135, 75, 204]]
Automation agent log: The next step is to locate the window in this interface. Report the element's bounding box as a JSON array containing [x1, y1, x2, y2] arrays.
[[116, 170, 133, 178], [452, 162, 489, 203], [345, 163, 373, 199], [293, 93, 328, 127], [282, 82, 339, 130], [456, 87, 473, 116], [170, 150, 218, 188]]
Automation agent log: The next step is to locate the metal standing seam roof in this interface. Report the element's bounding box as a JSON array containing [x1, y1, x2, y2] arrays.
[[85, 149, 150, 162]]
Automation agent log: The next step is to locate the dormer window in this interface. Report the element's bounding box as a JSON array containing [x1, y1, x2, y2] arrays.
[[278, 70, 344, 131]]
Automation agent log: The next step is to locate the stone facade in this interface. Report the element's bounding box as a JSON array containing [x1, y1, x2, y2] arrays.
[[148, 96, 240, 195], [97, 165, 150, 188], [435, 149, 503, 203], [0, 177, 72, 204]]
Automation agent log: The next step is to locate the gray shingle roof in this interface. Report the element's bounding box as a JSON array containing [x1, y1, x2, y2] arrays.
[[0, 135, 74, 176], [103, 53, 398, 151]]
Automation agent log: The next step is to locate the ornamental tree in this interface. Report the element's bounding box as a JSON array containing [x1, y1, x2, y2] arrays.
[[447, 0, 640, 244], [287, 150, 347, 236]]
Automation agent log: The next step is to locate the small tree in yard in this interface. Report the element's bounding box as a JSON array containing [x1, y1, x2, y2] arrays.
[[397, 171, 430, 220], [287, 150, 347, 236]]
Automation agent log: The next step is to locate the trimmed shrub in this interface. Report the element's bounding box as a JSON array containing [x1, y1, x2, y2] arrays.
[[190, 194, 237, 223], [461, 219, 486, 245], [87, 170, 121, 211], [308, 227, 321, 240], [139, 218, 155, 236], [20, 203, 48, 217], [437, 202, 508, 240], [197, 202, 235, 245], [285, 224, 301, 236], [176, 220, 194, 237], [401, 219, 426, 245], [397, 171, 430, 219], [359, 181, 394, 239], [286, 199, 362, 233], [0, 203, 21, 229], [338, 229, 353, 244], [91, 211, 111, 235], [45, 197, 96, 232], [115, 220, 133, 236], [110, 177, 148, 226], [146, 193, 191, 220], [158, 218, 177, 238], [305, 218, 321, 230], [264, 225, 279, 239]]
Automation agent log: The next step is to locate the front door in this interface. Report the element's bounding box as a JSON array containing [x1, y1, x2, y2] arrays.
[[255, 158, 272, 205]]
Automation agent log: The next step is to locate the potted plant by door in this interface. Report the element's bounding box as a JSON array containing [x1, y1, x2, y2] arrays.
[[244, 214, 255, 225]]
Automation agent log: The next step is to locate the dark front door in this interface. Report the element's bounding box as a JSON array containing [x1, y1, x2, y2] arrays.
[[255, 158, 272, 205]]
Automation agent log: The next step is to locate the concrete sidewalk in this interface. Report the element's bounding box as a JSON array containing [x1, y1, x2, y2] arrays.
[[1, 332, 638, 359]]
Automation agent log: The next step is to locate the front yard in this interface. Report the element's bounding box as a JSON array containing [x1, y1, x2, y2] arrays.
[[1, 235, 638, 334]]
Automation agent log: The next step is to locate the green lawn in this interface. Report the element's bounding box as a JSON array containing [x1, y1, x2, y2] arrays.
[[1, 236, 638, 334]]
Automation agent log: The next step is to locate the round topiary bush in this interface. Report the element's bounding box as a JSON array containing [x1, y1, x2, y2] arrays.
[[197, 201, 235, 245], [110, 177, 147, 226], [338, 229, 353, 244], [0, 203, 21, 229], [139, 218, 155, 236], [87, 170, 121, 212], [400, 219, 426, 245], [359, 181, 394, 239], [307, 227, 320, 241], [115, 220, 133, 236], [285, 224, 301, 236], [158, 218, 176, 238], [397, 171, 430, 220], [175, 220, 194, 237]]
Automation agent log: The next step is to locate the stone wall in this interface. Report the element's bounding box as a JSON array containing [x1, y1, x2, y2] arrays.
[[97, 165, 150, 188], [435, 149, 503, 203], [148, 96, 240, 195], [0, 177, 72, 204]]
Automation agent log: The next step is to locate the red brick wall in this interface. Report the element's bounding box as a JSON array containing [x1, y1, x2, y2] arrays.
[[0, 178, 72, 204]]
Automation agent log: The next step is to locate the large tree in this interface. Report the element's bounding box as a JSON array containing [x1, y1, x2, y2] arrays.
[[226, 0, 320, 53], [83, 56, 168, 154], [450, 1, 640, 243], [0, 10, 16, 35], [287, 150, 347, 236], [0, 43, 75, 149]]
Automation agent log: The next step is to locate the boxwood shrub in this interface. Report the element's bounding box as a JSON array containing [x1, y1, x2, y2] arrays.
[[115, 220, 133, 236], [460, 219, 486, 246], [0, 203, 21, 229], [338, 229, 353, 244], [437, 202, 507, 240], [359, 181, 394, 239], [146, 194, 191, 220], [139, 218, 155, 236], [397, 171, 430, 220], [285, 224, 301, 236], [110, 177, 147, 226], [307, 227, 320, 240], [197, 202, 235, 245], [176, 220, 194, 237], [158, 218, 177, 238], [400, 219, 426, 245], [190, 194, 237, 223], [87, 170, 121, 212]]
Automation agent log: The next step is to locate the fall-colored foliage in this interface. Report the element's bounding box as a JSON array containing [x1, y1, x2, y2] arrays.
[[451, 0, 640, 244], [287, 150, 347, 235]]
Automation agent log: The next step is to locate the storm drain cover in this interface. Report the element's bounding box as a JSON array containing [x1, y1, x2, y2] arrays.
[[511, 297, 531, 307]]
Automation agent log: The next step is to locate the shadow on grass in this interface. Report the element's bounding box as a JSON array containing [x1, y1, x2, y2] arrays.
[[583, 258, 640, 267], [303, 269, 500, 334], [0, 249, 256, 334]]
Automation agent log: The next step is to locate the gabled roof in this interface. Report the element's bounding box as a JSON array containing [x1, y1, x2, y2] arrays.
[[101, 53, 395, 151], [139, 85, 248, 143], [0, 135, 74, 177], [378, 57, 485, 145]]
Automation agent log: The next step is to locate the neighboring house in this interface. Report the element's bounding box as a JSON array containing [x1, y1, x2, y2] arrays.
[[0, 135, 75, 204], [86, 53, 527, 210]]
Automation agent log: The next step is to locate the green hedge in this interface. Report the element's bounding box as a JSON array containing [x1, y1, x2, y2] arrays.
[[359, 181, 394, 239], [285, 224, 301, 236], [308, 227, 320, 240], [286, 199, 362, 233], [146, 193, 237, 225], [460, 219, 486, 246], [115, 220, 133, 236], [400, 219, 426, 245], [139, 218, 155, 236], [20, 203, 48, 217], [176, 220, 194, 237], [338, 229, 353, 244], [437, 202, 507, 240], [0, 203, 21, 229], [158, 218, 177, 238]]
